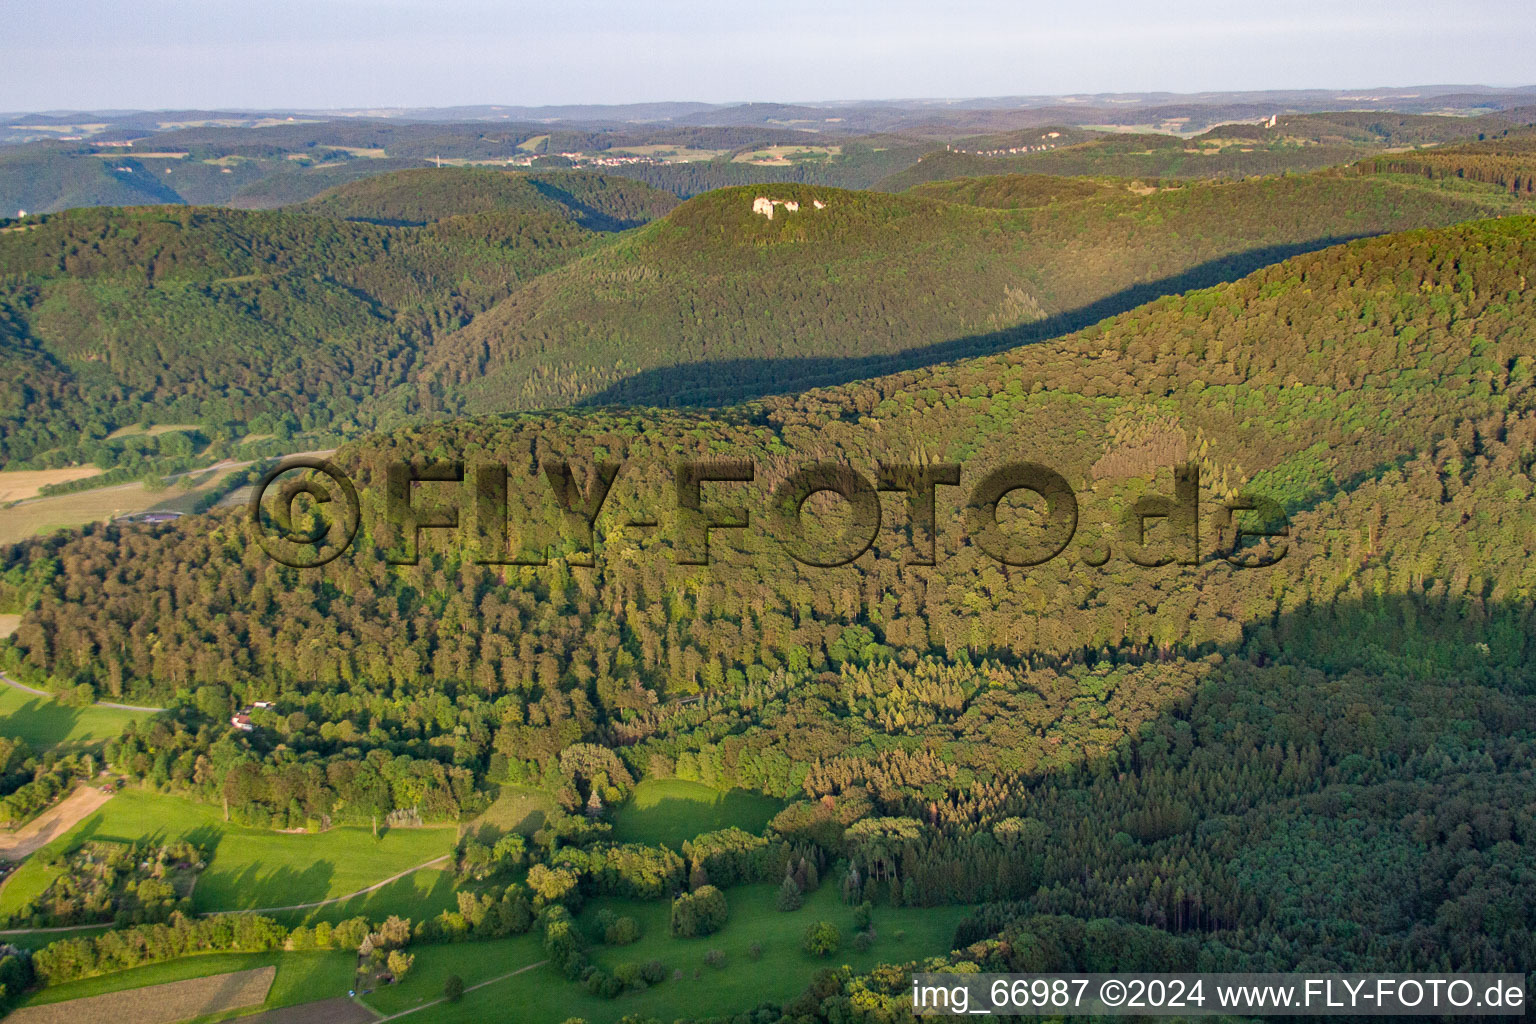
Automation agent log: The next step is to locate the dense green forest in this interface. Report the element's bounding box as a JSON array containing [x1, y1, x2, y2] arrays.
[[300, 169, 680, 229], [3, 168, 1516, 470], [1359, 129, 1536, 195], [0, 171, 681, 465], [1, 213, 1533, 1017], [402, 173, 1521, 412]]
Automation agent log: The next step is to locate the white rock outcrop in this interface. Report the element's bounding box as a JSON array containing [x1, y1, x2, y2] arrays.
[[751, 196, 826, 219]]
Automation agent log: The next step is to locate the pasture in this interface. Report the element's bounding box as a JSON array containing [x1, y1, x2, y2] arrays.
[[0, 685, 148, 749], [375, 881, 968, 1024], [467, 784, 557, 837], [2, 790, 455, 914], [608, 779, 782, 848]]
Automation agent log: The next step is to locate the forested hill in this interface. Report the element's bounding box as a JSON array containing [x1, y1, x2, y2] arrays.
[[3, 171, 1516, 470], [9, 214, 1535, 705], [399, 172, 1518, 413], [0, 198, 607, 465], [299, 168, 681, 229], [4, 215, 1534, 982]]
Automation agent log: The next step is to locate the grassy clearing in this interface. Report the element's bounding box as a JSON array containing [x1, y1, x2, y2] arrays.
[[0, 468, 103, 503], [10, 790, 455, 913], [267, 867, 458, 931], [0, 923, 113, 947], [466, 784, 557, 838], [18, 949, 354, 1009], [0, 685, 148, 749], [609, 779, 783, 849], [104, 423, 203, 440], [360, 933, 543, 1016], [382, 882, 967, 1024], [731, 145, 842, 165], [0, 461, 251, 544], [0, 858, 66, 919]]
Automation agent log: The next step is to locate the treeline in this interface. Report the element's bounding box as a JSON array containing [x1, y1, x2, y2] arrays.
[[0, 739, 97, 826], [1358, 132, 1536, 194], [299, 168, 680, 230]]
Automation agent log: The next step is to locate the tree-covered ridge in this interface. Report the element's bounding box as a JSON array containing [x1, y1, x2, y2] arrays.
[[403, 173, 1518, 413], [299, 168, 681, 230], [0, 203, 604, 465], [1358, 128, 1536, 195], [3, 216, 1535, 1005], [900, 174, 1120, 209], [7, 215, 1534, 707], [1, 168, 1519, 469]]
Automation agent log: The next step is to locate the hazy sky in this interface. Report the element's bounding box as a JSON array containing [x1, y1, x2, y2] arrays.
[[4, 0, 1533, 111]]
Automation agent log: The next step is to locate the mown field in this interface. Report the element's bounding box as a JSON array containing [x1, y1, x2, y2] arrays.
[[365, 881, 968, 1024], [0, 686, 149, 749], [0, 469, 238, 546], [1, 790, 455, 915], [608, 779, 783, 849], [467, 784, 558, 838]]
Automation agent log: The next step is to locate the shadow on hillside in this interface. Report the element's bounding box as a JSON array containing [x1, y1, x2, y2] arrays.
[[525, 179, 659, 232], [893, 593, 1536, 969], [578, 236, 1368, 408], [0, 698, 84, 751]]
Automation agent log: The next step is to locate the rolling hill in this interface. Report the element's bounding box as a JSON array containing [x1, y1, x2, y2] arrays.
[[0, 200, 602, 465], [299, 168, 681, 229], [2, 214, 1533, 998], [1, 169, 1524, 471], [398, 172, 1522, 413]]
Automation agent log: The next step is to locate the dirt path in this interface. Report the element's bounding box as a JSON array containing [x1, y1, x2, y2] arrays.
[[0, 920, 110, 936], [0, 785, 113, 860], [211, 854, 453, 916], [371, 960, 547, 1021]]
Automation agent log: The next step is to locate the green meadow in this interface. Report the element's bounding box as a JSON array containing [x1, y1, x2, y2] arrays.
[[0, 685, 149, 750], [1, 790, 454, 916], [608, 779, 783, 848], [370, 881, 967, 1024]]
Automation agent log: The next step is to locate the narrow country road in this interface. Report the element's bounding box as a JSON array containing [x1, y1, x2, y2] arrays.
[[0, 670, 166, 713]]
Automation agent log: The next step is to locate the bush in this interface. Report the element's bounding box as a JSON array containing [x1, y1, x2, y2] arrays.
[[703, 948, 726, 968], [803, 920, 840, 957], [640, 959, 668, 984], [853, 929, 874, 951], [605, 914, 641, 945], [853, 901, 873, 930], [748, 941, 763, 960], [670, 884, 728, 937], [444, 974, 464, 1002]]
